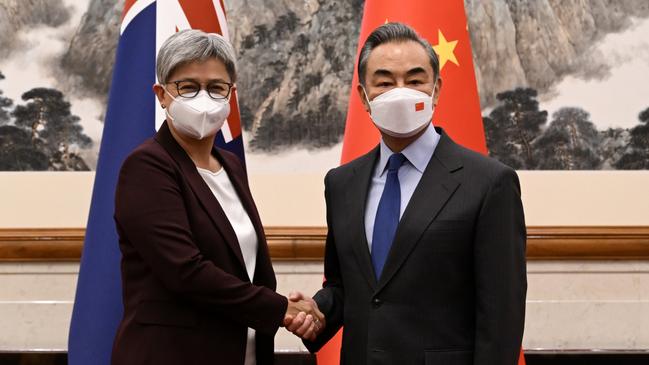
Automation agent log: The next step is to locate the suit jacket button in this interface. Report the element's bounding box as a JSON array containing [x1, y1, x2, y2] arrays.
[[372, 298, 382, 307]]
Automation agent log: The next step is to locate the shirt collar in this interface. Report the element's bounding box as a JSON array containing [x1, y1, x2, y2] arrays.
[[377, 125, 441, 176]]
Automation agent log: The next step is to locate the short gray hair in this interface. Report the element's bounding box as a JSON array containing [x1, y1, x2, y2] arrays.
[[358, 22, 439, 86], [156, 29, 237, 84]]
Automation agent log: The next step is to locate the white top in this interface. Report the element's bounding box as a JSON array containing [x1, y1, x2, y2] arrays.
[[197, 166, 259, 365]]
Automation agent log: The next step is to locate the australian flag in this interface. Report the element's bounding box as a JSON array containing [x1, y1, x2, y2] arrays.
[[68, 1, 245, 364]]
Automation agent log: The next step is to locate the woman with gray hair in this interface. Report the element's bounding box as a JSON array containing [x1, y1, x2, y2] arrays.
[[111, 29, 324, 365]]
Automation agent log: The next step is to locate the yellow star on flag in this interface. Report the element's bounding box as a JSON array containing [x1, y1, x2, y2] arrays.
[[432, 29, 459, 70]]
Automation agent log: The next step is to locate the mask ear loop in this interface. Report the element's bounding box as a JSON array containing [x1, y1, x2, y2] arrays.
[[430, 78, 439, 107], [426, 80, 439, 131], [159, 85, 177, 122], [161, 85, 179, 102], [361, 86, 372, 114]]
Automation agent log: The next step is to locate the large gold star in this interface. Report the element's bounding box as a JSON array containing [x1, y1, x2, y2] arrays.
[[432, 30, 459, 70]]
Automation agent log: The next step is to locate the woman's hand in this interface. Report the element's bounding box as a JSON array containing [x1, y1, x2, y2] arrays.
[[283, 291, 326, 341]]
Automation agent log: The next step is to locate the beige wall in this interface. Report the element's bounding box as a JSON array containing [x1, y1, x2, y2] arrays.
[[1, 170, 648, 352], [0, 172, 94, 228], [3, 260, 649, 351], [0, 171, 648, 228]]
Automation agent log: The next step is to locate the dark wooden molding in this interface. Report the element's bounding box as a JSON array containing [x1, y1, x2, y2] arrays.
[[1, 226, 649, 262], [264, 226, 327, 260], [526, 226, 649, 260], [0, 228, 85, 262]]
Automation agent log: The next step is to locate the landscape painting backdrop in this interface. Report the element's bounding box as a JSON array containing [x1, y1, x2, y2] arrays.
[[1, 0, 648, 171]]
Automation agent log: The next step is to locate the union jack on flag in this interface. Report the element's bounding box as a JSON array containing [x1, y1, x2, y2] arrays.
[[68, 1, 244, 364]]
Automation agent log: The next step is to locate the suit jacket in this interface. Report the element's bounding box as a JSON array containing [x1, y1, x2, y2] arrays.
[[305, 128, 527, 365], [111, 122, 287, 365]]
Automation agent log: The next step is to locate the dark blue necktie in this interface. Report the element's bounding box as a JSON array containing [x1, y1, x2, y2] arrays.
[[371, 153, 407, 280]]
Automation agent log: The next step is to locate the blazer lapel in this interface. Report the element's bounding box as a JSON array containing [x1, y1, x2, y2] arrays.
[[344, 147, 380, 290], [154, 122, 247, 271], [376, 132, 463, 292]]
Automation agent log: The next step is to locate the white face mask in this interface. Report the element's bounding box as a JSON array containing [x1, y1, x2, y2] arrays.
[[164, 88, 230, 140], [363, 86, 436, 138]]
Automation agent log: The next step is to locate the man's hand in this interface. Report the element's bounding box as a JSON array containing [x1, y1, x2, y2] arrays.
[[283, 291, 326, 341]]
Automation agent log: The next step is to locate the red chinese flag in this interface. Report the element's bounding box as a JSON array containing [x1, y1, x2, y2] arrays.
[[324, 0, 526, 364]]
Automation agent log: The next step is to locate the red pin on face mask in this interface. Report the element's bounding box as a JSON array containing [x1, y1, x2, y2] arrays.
[[363, 84, 436, 138]]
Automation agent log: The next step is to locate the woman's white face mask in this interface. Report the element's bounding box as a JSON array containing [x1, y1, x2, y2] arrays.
[[164, 88, 230, 140], [363, 85, 436, 138]]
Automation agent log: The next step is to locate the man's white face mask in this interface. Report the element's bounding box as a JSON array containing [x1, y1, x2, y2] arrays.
[[164, 88, 230, 140], [363, 85, 436, 138]]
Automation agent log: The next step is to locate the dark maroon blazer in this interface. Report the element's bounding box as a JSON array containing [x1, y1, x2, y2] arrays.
[[111, 122, 287, 365]]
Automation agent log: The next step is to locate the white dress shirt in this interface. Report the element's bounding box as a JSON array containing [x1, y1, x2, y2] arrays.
[[197, 166, 258, 365], [364, 125, 441, 250]]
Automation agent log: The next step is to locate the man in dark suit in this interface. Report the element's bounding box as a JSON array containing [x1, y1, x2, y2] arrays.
[[288, 22, 526, 364]]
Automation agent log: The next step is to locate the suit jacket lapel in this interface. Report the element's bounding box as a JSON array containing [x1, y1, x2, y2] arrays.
[[345, 147, 380, 290], [154, 122, 247, 271], [376, 132, 463, 292]]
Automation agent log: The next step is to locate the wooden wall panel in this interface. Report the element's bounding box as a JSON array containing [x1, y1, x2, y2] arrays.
[[1, 227, 649, 261]]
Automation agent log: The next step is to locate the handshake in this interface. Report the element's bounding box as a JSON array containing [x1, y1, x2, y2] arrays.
[[283, 291, 326, 341]]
